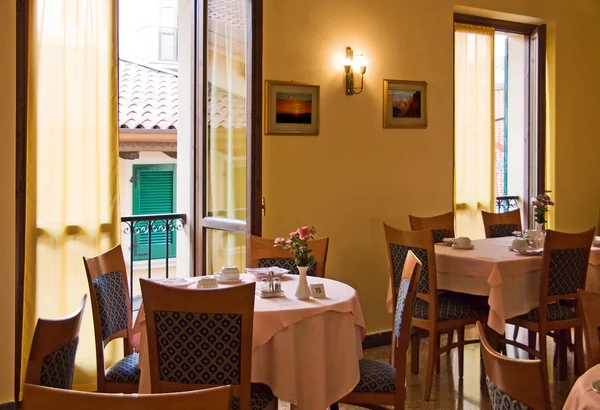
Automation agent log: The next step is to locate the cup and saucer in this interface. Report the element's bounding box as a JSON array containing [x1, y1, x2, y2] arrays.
[[452, 237, 474, 250], [215, 266, 243, 284]]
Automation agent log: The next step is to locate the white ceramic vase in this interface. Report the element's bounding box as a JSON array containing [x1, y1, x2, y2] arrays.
[[295, 265, 311, 300]]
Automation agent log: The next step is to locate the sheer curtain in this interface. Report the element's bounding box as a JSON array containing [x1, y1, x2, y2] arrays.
[[206, 0, 247, 272], [22, 0, 120, 391], [454, 23, 495, 239]]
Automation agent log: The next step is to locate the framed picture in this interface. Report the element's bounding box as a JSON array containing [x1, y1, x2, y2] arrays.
[[265, 80, 320, 135], [383, 79, 427, 128]]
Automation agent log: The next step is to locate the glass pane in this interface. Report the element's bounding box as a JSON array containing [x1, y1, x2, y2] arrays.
[[205, 0, 247, 221], [206, 229, 246, 275]]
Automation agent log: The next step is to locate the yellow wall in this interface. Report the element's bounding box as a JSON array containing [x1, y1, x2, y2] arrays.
[[263, 0, 600, 333], [0, 0, 16, 403]]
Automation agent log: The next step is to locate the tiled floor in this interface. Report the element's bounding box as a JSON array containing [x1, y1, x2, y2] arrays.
[[278, 325, 577, 409]]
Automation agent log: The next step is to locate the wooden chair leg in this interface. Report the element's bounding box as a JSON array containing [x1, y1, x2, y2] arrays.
[[411, 327, 420, 374], [512, 325, 520, 341], [457, 326, 465, 379], [528, 330, 537, 360], [424, 330, 437, 401], [539, 332, 550, 382], [575, 326, 585, 376], [558, 330, 568, 381], [480, 348, 486, 386], [435, 332, 441, 374]]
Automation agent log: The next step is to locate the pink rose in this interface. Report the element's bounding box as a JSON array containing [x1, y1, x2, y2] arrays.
[[290, 231, 297, 237], [310, 226, 317, 235], [298, 226, 311, 240], [274, 237, 282, 244], [286, 239, 292, 244]]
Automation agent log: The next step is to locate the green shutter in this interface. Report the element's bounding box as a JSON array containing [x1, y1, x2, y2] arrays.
[[132, 164, 177, 261]]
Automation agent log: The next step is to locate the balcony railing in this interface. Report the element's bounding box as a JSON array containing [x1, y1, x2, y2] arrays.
[[121, 213, 187, 311], [496, 196, 519, 213]]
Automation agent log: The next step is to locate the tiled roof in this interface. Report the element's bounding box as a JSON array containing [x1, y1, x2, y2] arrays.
[[119, 59, 245, 130]]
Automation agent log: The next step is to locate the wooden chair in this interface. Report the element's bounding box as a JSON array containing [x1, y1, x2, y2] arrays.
[[249, 234, 329, 277], [506, 228, 595, 381], [409, 211, 455, 243], [477, 322, 551, 410], [23, 383, 232, 410], [383, 224, 486, 400], [139, 279, 276, 410], [481, 209, 522, 238], [336, 250, 422, 409], [597, 208, 600, 235], [25, 295, 87, 389], [577, 289, 600, 369], [83, 244, 140, 393]]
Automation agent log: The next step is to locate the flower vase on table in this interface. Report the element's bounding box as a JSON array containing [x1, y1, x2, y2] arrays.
[[273, 225, 317, 301], [532, 191, 554, 248], [295, 265, 311, 300]]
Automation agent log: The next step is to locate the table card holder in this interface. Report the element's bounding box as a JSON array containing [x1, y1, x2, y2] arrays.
[[257, 271, 285, 298], [310, 283, 326, 299]]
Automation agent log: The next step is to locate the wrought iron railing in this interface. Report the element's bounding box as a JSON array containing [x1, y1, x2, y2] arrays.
[[496, 196, 519, 213], [121, 213, 187, 311]]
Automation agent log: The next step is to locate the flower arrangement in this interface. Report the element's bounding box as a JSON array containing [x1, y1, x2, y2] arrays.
[[533, 191, 554, 224], [274, 226, 317, 267]]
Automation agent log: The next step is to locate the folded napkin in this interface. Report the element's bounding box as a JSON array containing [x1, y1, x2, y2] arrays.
[[152, 277, 193, 288]]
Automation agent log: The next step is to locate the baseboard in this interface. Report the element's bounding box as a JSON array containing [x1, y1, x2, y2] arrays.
[[0, 402, 16, 410], [362, 331, 392, 349]]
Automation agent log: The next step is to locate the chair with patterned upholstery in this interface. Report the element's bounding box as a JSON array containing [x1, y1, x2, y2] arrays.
[[139, 279, 276, 410], [249, 234, 329, 278], [383, 224, 486, 400], [481, 209, 523, 238], [477, 321, 551, 410], [25, 295, 87, 389], [83, 245, 140, 393], [23, 383, 232, 410], [336, 250, 422, 409], [506, 228, 595, 381], [577, 289, 600, 370], [409, 211, 455, 243]]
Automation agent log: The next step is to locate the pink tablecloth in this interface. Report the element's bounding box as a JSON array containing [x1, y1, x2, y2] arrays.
[[386, 237, 600, 334], [133, 275, 366, 410], [563, 363, 600, 409]]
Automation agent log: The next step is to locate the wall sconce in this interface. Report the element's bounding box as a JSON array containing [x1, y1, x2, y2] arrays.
[[343, 46, 368, 95]]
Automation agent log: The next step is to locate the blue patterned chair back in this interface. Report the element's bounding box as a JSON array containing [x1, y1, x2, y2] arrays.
[[39, 337, 79, 389], [488, 224, 519, 238], [26, 295, 86, 390], [154, 311, 243, 385], [258, 258, 317, 277], [486, 377, 532, 410], [432, 229, 453, 244], [92, 271, 130, 342], [390, 244, 430, 295], [546, 247, 590, 296]]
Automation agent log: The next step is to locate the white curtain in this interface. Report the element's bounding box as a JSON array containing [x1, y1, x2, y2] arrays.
[[206, 0, 247, 272], [23, 0, 120, 391], [454, 23, 495, 239]]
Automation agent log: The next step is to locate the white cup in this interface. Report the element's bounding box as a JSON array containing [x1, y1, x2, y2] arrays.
[[512, 237, 528, 250], [219, 266, 240, 280], [455, 237, 472, 248]]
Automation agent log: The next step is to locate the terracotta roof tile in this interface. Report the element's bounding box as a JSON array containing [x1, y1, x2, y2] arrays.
[[119, 59, 245, 130]]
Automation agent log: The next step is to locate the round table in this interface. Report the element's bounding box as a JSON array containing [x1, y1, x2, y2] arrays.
[[563, 363, 600, 409], [132, 274, 366, 410]]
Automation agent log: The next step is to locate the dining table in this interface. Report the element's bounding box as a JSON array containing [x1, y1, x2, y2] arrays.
[[132, 274, 366, 410], [563, 363, 600, 409], [386, 236, 600, 334]]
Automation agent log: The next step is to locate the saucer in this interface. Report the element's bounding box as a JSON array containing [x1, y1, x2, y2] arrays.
[[453, 244, 474, 250], [516, 248, 543, 256], [216, 275, 243, 284]]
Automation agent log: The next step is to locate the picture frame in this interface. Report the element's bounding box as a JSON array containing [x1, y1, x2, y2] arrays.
[[265, 80, 320, 135], [383, 79, 427, 128]]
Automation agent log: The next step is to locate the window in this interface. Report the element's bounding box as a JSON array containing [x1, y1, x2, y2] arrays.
[[132, 164, 177, 260], [454, 14, 546, 238]]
